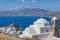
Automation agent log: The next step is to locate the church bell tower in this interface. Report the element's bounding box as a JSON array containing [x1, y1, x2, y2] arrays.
[[51, 16, 59, 37]]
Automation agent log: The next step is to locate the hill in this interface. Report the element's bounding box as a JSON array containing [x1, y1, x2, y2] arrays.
[[0, 33, 21, 40], [0, 33, 34, 40], [0, 7, 59, 17]]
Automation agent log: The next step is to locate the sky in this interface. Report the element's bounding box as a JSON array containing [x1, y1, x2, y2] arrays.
[[0, 0, 60, 11]]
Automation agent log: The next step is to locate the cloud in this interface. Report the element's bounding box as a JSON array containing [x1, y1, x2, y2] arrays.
[[20, 0, 30, 4], [32, 0, 36, 3], [20, 0, 25, 3], [20, 0, 36, 3]]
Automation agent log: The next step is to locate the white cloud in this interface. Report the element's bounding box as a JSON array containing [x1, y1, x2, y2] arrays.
[[32, 0, 36, 3], [20, 0, 30, 4], [20, 0, 25, 3], [20, 0, 36, 3]]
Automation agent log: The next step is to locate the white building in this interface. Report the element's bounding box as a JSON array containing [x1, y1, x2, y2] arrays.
[[0, 23, 23, 36], [19, 17, 54, 38], [0, 16, 59, 38]]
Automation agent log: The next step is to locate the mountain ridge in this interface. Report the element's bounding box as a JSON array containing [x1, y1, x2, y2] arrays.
[[0, 7, 60, 17]]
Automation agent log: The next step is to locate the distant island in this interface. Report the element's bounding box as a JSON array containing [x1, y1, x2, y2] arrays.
[[0, 7, 60, 18]]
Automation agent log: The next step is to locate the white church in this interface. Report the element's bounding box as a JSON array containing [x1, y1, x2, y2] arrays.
[[18, 16, 59, 38], [0, 16, 59, 38]]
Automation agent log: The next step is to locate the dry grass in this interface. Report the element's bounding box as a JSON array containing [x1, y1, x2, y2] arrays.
[[24, 38, 34, 40], [0, 33, 58, 40], [0, 33, 35, 40], [0, 33, 23, 40]]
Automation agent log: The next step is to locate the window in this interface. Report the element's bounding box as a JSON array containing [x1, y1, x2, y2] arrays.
[[44, 23, 48, 26], [40, 27, 49, 33], [44, 23, 51, 26], [29, 27, 37, 34]]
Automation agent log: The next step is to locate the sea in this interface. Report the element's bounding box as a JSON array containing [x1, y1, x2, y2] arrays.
[[0, 16, 60, 29]]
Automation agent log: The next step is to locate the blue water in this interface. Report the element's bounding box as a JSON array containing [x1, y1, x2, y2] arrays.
[[0, 16, 60, 29]]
